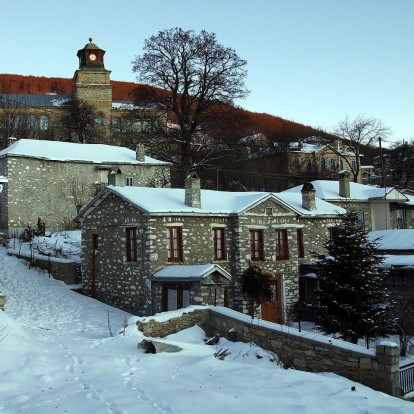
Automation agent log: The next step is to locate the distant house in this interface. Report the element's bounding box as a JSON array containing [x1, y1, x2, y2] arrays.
[[368, 229, 414, 327], [285, 137, 362, 183], [0, 138, 171, 231], [283, 171, 412, 231], [75, 174, 344, 321]]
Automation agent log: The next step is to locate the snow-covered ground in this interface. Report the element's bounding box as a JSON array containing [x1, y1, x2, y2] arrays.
[[0, 248, 413, 413]]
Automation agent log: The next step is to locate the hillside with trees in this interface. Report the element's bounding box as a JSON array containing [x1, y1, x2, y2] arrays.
[[0, 74, 327, 142]]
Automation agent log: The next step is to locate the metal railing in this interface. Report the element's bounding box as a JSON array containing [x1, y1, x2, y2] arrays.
[[400, 362, 414, 394]]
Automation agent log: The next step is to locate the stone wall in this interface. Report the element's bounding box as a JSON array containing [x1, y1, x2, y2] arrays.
[[80, 192, 341, 318], [0, 156, 170, 230], [137, 307, 400, 397], [7, 251, 80, 285]]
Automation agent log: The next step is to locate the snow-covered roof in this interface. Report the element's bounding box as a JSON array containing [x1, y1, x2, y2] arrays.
[[0, 93, 71, 107], [78, 185, 344, 218], [0, 139, 168, 165], [151, 264, 231, 282], [382, 255, 414, 268], [112, 101, 163, 110], [368, 230, 414, 251], [283, 180, 408, 202]]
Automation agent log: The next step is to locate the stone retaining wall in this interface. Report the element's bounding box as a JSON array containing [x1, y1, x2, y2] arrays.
[[0, 294, 5, 310], [136, 307, 400, 397], [7, 251, 80, 285]]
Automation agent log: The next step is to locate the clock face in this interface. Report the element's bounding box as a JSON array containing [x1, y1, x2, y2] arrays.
[[89, 53, 97, 61]]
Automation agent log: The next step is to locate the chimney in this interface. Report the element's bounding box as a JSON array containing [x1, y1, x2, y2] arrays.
[[338, 170, 350, 198], [301, 182, 316, 211], [298, 138, 304, 151], [8, 137, 17, 147], [185, 172, 201, 208], [136, 144, 146, 162]]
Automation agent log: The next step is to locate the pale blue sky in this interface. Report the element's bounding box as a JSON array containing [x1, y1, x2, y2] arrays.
[[1, 0, 413, 142]]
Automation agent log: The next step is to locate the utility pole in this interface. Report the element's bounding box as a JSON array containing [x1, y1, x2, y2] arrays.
[[379, 137, 385, 188]]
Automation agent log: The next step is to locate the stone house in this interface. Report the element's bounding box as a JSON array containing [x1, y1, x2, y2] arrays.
[[286, 138, 363, 183], [283, 171, 412, 232], [75, 174, 344, 322], [367, 230, 414, 326], [0, 138, 171, 231]]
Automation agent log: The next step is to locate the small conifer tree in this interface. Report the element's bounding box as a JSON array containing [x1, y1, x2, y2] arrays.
[[314, 209, 394, 346]]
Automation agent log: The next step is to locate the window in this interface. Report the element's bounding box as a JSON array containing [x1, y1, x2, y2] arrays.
[[265, 207, 273, 216], [28, 115, 37, 129], [328, 227, 338, 247], [213, 228, 226, 260], [164, 285, 191, 311], [276, 229, 289, 260], [330, 158, 336, 171], [320, 157, 326, 171], [168, 227, 183, 262], [6, 115, 14, 129], [250, 229, 264, 261], [16, 114, 25, 129], [125, 227, 137, 261], [306, 158, 312, 172], [396, 210, 404, 229], [95, 114, 104, 127], [39, 115, 48, 130], [125, 176, 133, 187], [92, 233, 98, 251], [133, 120, 142, 132], [351, 160, 357, 172], [297, 228, 304, 258], [293, 157, 300, 171], [112, 117, 121, 130], [357, 210, 365, 230]]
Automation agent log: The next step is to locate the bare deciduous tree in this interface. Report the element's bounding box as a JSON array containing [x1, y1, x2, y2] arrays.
[[60, 99, 108, 144], [132, 28, 249, 186], [334, 114, 391, 182]]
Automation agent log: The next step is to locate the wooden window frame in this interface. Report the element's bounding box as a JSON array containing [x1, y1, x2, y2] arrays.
[[125, 227, 137, 262], [297, 228, 304, 258], [276, 229, 289, 260], [162, 283, 191, 311], [250, 229, 264, 261], [168, 227, 183, 262], [213, 227, 226, 260]]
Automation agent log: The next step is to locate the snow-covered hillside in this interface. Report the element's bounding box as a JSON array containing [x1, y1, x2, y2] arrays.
[[0, 248, 412, 413]]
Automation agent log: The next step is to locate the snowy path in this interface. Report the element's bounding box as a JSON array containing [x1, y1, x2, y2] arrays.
[[0, 250, 172, 414]]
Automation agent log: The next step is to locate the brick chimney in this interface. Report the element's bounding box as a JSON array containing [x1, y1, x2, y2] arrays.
[[136, 144, 146, 162], [301, 182, 316, 211], [339, 170, 350, 198], [185, 172, 201, 208]]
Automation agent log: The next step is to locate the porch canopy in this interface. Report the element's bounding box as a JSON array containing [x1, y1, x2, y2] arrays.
[[151, 264, 231, 285]]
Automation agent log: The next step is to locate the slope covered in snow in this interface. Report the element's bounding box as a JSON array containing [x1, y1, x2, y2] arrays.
[[0, 248, 412, 413]]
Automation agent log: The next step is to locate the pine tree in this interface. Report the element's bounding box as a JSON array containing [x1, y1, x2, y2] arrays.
[[314, 209, 394, 346]]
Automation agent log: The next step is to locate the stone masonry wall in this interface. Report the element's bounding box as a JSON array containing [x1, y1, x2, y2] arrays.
[[81, 193, 152, 314], [80, 192, 341, 318], [1, 156, 170, 230], [137, 307, 400, 397]]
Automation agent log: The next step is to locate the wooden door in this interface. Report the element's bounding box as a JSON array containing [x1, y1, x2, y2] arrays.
[[261, 275, 282, 323]]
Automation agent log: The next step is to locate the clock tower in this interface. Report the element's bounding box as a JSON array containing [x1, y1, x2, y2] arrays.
[[73, 38, 112, 136]]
